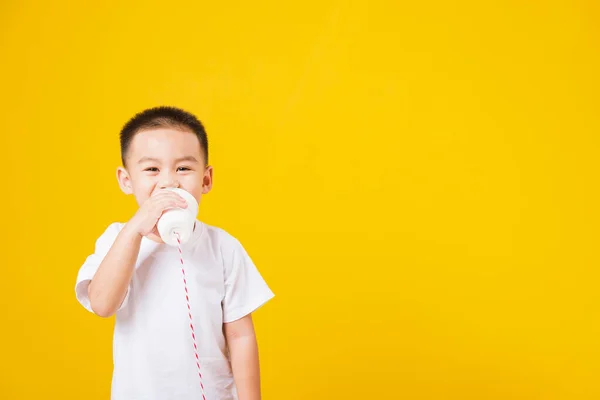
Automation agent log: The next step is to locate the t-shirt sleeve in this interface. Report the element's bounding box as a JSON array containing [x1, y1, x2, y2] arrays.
[[75, 222, 130, 314], [222, 237, 275, 323]]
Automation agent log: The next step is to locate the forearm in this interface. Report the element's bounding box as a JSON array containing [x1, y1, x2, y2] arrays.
[[88, 224, 141, 317], [229, 333, 261, 400]]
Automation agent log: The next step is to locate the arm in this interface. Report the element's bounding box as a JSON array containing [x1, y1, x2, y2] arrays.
[[87, 190, 187, 318], [88, 224, 141, 317], [224, 314, 261, 400]]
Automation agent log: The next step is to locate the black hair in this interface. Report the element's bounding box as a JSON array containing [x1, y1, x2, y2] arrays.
[[120, 106, 208, 166]]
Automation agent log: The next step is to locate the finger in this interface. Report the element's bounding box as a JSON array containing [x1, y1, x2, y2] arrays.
[[148, 194, 187, 210], [150, 191, 180, 200], [152, 191, 188, 204], [154, 197, 186, 212], [171, 193, 188, 205], [166, 193, 188, 207]]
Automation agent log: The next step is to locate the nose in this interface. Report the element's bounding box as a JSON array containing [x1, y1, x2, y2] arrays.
[[158, 172, 180, 189]]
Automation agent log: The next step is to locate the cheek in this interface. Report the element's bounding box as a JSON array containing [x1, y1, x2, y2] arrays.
[[130, 177, 158, 201], [180, 176, 203, 198]]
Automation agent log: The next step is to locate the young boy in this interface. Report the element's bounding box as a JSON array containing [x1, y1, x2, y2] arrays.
[[75, 106, 274, 400]]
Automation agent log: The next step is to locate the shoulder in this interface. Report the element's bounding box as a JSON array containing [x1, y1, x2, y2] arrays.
[[192, 223, 246, 275], [200, 222, 243, 250], [196, 223, 248, 268], [93, 222, 125, 249], [98, 222, 125, 240], [104, 221, 125, 234]]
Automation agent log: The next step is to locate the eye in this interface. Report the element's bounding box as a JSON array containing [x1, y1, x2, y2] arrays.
[[144, 167, 159, 172], [177, 166, 191, 172]]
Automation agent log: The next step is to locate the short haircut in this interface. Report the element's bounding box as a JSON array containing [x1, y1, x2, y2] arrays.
[[120, 106, 208, 166]]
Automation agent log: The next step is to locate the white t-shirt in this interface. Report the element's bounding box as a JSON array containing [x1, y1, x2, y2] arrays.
[[75, 221, 274, 400]]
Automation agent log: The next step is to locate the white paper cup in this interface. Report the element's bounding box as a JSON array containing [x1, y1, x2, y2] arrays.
[[156, 188, 199, 246]]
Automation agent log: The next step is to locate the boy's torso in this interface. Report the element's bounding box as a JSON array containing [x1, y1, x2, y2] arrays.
[[110, 222, 237, 400]]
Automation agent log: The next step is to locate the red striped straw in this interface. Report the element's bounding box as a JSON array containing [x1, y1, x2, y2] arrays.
[[176, 235, 207, 400]]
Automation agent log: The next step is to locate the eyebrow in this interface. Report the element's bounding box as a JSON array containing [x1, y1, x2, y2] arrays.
[[137, 156, 199, 164]]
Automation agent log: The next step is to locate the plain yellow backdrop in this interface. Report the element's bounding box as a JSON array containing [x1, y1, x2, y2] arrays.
[[1, 1, 599, 399]]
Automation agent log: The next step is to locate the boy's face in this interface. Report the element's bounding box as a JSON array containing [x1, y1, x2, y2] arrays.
[[116, 127, 212, 206]]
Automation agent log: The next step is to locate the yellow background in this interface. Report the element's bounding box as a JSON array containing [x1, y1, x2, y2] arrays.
[[1, 1, 599, 399]]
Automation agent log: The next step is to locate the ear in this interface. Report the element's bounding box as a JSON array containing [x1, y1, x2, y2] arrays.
[[202, 165, 213, 195], [117, 166, 133, 195]]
